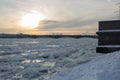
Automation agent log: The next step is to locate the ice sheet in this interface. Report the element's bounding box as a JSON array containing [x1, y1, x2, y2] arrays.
[[0, 38, 97, 80]]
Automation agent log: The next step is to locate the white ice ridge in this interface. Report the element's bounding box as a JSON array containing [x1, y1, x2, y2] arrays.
[[98, 30, 120, 33], [98, 45, 120, 48]]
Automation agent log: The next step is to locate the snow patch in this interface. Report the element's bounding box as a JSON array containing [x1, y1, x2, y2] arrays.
[[50, 51, 120, 80]]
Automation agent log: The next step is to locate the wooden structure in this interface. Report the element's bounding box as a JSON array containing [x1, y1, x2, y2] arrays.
[[96, 20, 120, 53]]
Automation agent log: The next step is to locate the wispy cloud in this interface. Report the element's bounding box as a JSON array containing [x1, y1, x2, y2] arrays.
[[37, 19, 95, 30], [37, 15, 116, 31]]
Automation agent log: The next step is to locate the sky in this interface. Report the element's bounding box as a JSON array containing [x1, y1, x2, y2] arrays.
[[0, 0, 119, 35]]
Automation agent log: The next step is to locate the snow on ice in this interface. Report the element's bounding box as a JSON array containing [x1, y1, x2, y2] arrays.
[[0, 38, 120, 80], [50, 50, 120, 80]]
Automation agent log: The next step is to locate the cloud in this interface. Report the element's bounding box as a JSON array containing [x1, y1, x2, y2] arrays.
[[37, 19, 95, 31], [4, 0, 116, 21], [0, 0, 119, 34], [37, 14, 116, 31]]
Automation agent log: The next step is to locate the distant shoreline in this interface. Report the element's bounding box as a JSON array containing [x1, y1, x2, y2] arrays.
[[0, 34, 97, 39]]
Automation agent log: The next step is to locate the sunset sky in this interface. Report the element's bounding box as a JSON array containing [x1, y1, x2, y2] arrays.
[[0, 0, 119, 35]]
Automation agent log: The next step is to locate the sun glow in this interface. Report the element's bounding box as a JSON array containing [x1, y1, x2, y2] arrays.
[[20, 11, 45, 28]]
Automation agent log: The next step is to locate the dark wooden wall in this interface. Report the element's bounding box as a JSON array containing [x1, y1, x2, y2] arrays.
[[99, 20, 120, 30], [96, 20, 120, 53]]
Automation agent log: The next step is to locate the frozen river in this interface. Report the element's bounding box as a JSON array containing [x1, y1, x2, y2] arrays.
[[0, 38, 97, 80]]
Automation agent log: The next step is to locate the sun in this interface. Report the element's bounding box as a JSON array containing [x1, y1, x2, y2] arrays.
[[20, 11, 45, 28]]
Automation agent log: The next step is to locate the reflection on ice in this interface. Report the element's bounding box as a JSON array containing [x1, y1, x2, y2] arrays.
[[0, 51, 5, 53], [46, 45, 60, 48], [13, 74, 23, 79], [21, 59, 44, 63], [21, 53, 28, 56], [0, 44, 3, 46], [19, 66, 24, 69], [1, 44, 18, 47], [43, 62, 55, 67], [21, 60, 31, 63], [15, 41, 39, 44]]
